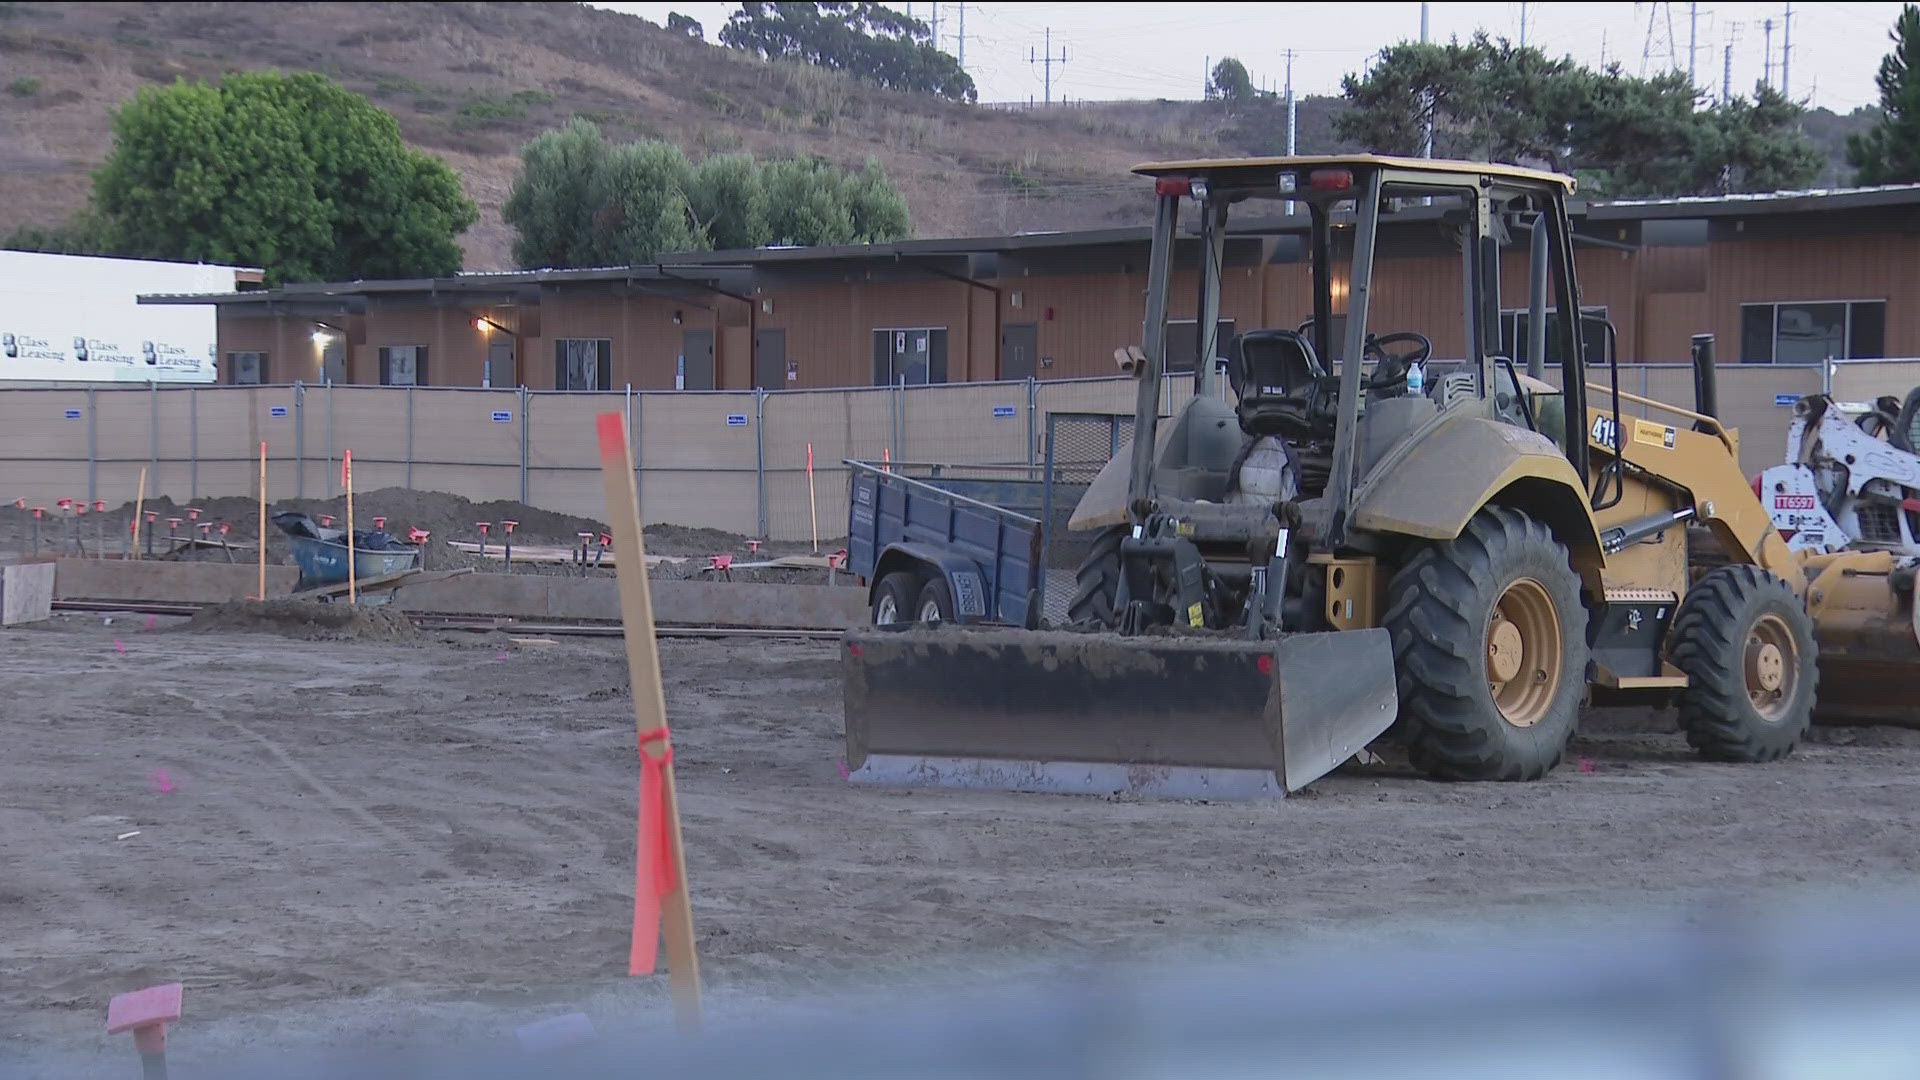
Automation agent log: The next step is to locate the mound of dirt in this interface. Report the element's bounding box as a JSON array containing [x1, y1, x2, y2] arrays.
[[180, 600, 422, 642]]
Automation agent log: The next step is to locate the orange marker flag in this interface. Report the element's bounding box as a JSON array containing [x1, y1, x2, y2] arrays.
[[594, 411, 701, 1029]]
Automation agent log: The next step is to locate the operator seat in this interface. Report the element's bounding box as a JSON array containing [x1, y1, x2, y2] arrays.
[[1226, 329, 1324, 437]]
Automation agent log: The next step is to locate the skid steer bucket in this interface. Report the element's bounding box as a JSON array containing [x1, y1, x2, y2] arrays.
[[1806, 553, 1920, 727], [842, 626, 1398, 798]]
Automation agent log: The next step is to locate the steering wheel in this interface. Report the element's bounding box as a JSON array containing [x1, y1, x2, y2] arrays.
[[1363, 331, 1432, 390]]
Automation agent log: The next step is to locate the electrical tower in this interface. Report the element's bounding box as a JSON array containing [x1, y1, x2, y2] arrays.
[[1029, 27, 1066, 106], [1639, 1, 1680, 76]]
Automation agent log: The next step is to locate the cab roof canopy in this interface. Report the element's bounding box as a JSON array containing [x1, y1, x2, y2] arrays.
[[1131, 155, 1576, 198]]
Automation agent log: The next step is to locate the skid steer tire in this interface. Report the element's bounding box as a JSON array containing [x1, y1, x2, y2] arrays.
[[1067, 526, 1126, 628], [1669, 565, 1817, 762], [1384, 506, 1589, 782]]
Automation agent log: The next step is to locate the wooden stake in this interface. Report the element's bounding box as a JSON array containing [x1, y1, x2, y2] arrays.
[[594, 411, 701, 1030], [256, 441, 267, 601], [130, 467, 147, 561], [343, 450, 356, 605], [806, 442, 819, 554]]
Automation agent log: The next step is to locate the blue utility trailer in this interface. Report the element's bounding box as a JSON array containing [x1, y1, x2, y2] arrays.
[[844, 460, 1044, 627]]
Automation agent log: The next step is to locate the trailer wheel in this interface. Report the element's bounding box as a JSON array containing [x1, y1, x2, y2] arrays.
[[871, 571, 919, 626], [1384, 506, 1589, 781], [916, 577, 955, 623], [1669, 565, 1816, 762], [1067, 526, 1125, 628]]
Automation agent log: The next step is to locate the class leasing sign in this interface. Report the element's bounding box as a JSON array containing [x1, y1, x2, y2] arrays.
[[0, 251, 243, 384]]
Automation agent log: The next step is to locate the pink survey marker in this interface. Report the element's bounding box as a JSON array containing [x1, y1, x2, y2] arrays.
[[107, 982, 182, 1053]]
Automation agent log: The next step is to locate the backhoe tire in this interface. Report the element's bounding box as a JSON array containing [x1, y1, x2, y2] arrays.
[[1067, 526, 1126, 628], [1384, 506, 1589, 781], [1669, 565, 1816, 762]]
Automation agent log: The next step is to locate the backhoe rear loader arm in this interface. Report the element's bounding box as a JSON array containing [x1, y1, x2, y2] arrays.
[[1583, 399, 1806, 593]]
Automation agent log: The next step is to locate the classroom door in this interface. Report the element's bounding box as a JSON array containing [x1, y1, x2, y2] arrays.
[[753, 328, 787, 389], [1000, 322, 1037, 380], [681, 329, 714, 390]]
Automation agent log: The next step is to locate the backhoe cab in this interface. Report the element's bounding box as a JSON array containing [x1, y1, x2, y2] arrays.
[[844, 155, 1836, 796]]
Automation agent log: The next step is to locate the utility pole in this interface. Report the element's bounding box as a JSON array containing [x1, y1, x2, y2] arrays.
[[1782, 2, 1792, 97], [1203, 54, 1210, 98], [1420, 3, 1433, 158], [1028, 28, 1065, 106], [1285, 48, 1298, 212], [1763, 17, 1774, 88], [1723, 26, 1737, 104], [1520, 2, 1527, 49], [929, 1, 938, 50], [957, 1, 964, 71]]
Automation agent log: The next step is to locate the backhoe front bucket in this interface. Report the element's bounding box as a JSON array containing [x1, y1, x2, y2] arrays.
[[842, 626, 1398, 798], [1806, 553, 1920, 727]]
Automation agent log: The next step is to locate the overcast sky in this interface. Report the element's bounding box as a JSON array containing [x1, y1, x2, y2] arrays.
[[593, 2, 1903, 112]]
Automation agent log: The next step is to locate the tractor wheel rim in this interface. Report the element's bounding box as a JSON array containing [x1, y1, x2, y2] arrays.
[[1745, 613, 1798, 721], [1486, 577, 1562, 728], [919, 597, 943, 623], [876, 594, 899, 625]]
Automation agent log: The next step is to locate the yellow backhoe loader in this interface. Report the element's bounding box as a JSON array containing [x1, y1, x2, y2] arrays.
[[843, 156, 1918, 796]]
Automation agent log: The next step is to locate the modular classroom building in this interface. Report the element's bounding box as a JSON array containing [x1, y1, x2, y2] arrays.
[[145, 185, 1920, 390]]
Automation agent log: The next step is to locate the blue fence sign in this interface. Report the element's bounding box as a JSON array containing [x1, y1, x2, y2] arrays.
[[269, 405, 288, 418], [63, 408, 81, 420], [726, 414, 748, 427], [992, 405, 1017, 418], [1774, 393, 1799, 407], [491, 410, 513, 423]]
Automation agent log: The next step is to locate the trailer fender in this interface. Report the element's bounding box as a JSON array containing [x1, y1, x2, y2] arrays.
[[872, 543, 996, 623]]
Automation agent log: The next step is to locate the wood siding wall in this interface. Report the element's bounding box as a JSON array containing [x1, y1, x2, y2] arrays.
[[208, 231, 1920, 388]]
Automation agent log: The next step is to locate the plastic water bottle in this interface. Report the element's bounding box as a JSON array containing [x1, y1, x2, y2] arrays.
[[1405, 361, 1424, 396]]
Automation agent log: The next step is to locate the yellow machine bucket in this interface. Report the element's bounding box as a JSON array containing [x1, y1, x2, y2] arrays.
[[842, 626, 1399, 798], [1806, 552, 1920, 726]]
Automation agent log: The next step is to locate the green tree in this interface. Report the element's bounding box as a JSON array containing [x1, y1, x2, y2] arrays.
[[588, 140, 702, 265], [762, 156, 911, 245], [91, 72, 475, 284], [1336, 34, 1820, 196], [666, 11, 703, 38], [503, 124, 912, 266], [690, 152, 772, 250], [720, 2, 975, 102], [502, 118, 613, 269], [1849, 3, 1920, 183], [1208, 58, 1256, 103], [3, 209, 114, 257]]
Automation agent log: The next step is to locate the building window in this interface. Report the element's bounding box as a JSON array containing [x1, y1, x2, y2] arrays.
[[227, 351, 267, 385], [1740, 301, 1887, 363], [1165, 319, 1237, 374], [379, 345, 427, 386], [1498, 307, 1608, 367], [554, 338, 611, 390], [872, 328, 947, 385]]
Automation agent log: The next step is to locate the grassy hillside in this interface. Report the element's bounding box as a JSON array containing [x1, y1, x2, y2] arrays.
[[0, 0, 1234, 271]]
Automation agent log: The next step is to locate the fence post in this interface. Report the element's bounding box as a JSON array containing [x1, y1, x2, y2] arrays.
[[189, 385, 198, 501], [406, 384, 415, 490], [519, 385, 530, 505], [149, 381, 159, 498], [325, 380, 336, 500], [86, 386, 97, 503], [1026, 376, 1038, 468], [627, 384, 642, 515], [754, 386, 768, 539], [294, 381, 306, 499]]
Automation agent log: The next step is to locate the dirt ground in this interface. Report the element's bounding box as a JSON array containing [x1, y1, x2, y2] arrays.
[[4, 613, 1920, 1075]]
